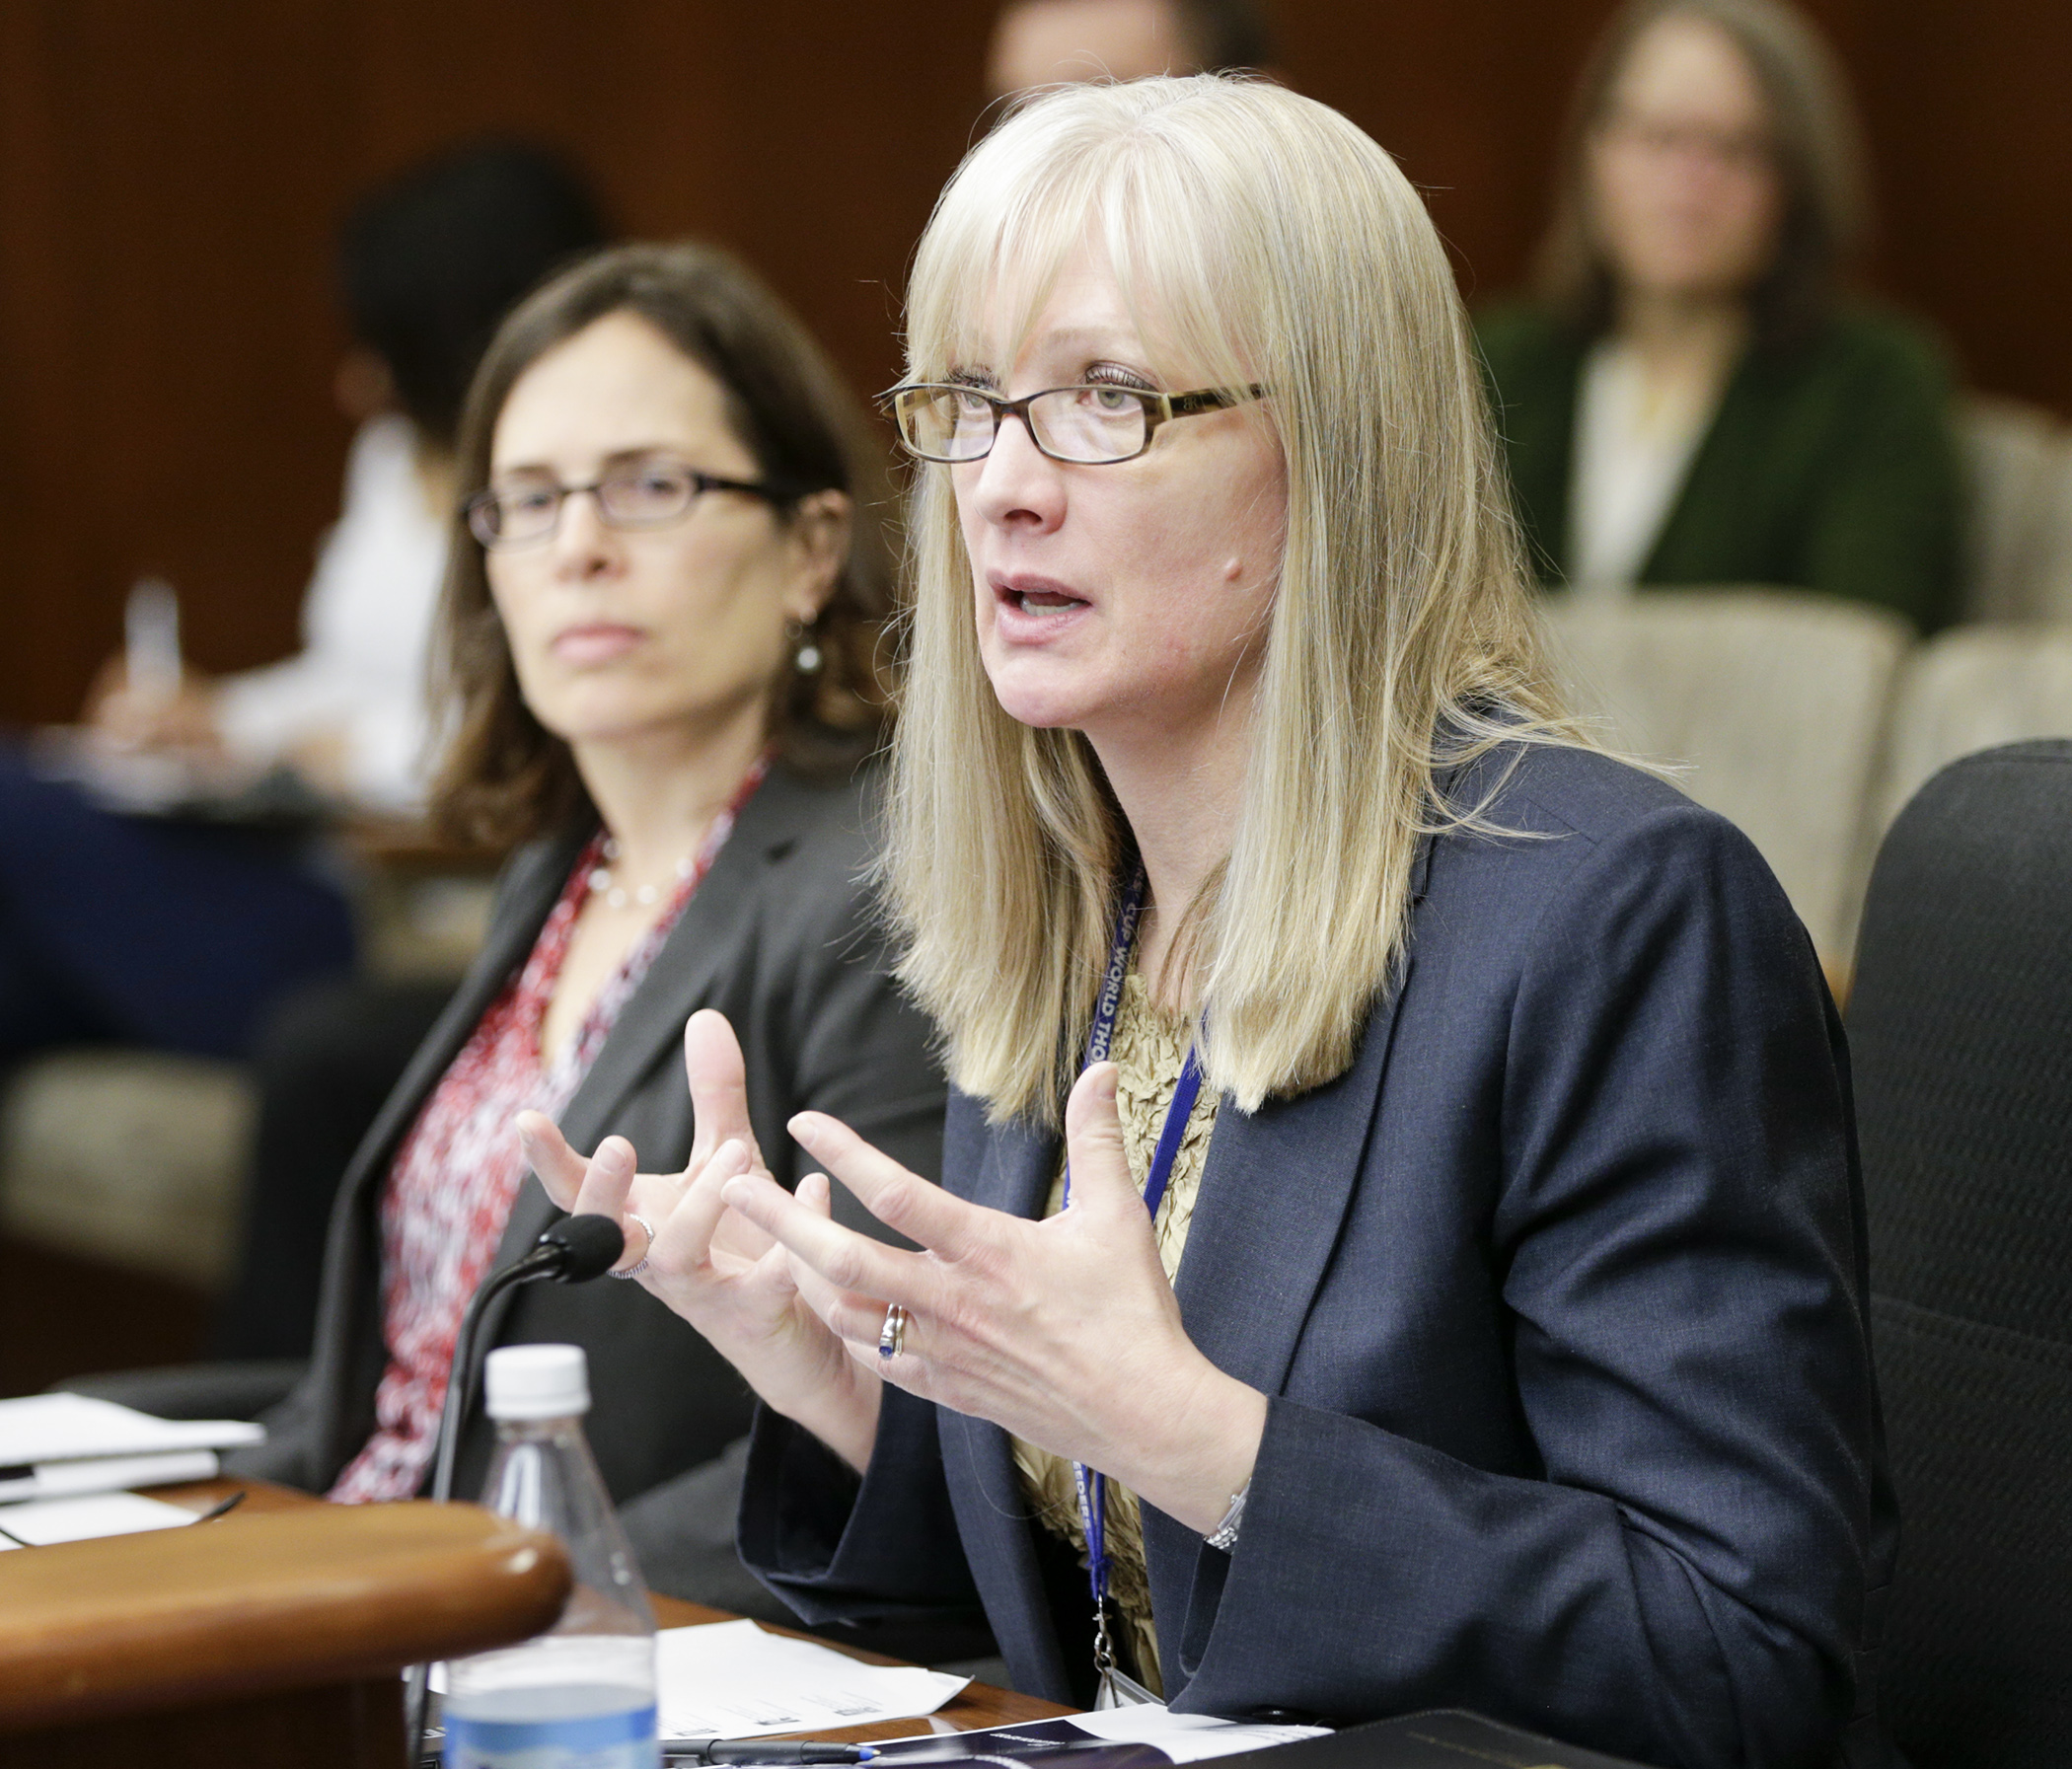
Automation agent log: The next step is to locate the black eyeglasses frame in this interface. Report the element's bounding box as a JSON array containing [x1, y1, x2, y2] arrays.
[[881, 381, 1267, 466], [463, 461, 800, 550]]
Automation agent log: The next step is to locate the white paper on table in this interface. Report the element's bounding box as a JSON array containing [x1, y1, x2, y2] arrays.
[[655, 1619, 970, 1740], [0, 1491, 203, 1546], [0, 1393, 264, 1463], [1064, 1707, 1331, 1763], [0, 1448, 222, 1505]]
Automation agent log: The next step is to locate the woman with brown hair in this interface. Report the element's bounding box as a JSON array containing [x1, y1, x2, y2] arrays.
[[1478, 0, 1961, 628], [235, 242, 945, 1606]]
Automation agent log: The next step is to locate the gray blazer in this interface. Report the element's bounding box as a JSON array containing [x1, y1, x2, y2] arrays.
[[237, 764, 945, 1590]]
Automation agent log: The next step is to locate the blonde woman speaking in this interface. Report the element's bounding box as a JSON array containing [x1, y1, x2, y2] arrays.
[[525, 78, 1892, 1769]]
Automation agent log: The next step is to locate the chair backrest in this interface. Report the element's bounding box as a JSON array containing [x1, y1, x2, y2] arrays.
[[2020, 428, 2072, 627], [1957, 395, 2065, 624], [1541, 587, 1910, 973], [1875, 624, 2072, 832], [1848, 741, 2072, 1768]]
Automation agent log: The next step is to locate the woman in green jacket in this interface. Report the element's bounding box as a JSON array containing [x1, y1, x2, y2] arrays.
[[1477, 0, 1961, 632]]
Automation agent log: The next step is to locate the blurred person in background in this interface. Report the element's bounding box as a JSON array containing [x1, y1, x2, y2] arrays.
[[987, 0, 1274, 100], [98, 139, 608, 810], [0, 142, 605, 1076], [224, 243, 947, 1617], [1476, 0, 1961, 630]]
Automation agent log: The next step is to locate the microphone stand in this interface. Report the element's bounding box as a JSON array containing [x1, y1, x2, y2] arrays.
[[404, 1215, 624, 1766]]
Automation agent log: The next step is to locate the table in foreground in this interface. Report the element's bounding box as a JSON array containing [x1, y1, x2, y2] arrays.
[[0, 1483, 569, 1769], [152, 1478, 1073, 1743]]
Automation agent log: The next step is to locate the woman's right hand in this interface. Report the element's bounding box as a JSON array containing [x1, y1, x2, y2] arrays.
[[82, 654, 224, 752], [515, 1008, 881, 1470]]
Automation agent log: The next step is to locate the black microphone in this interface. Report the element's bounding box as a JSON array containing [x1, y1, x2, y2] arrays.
[[427, 1213, 626, 1504], [407, 1213, 629, 1762], [534, 1212, 628, 1284]]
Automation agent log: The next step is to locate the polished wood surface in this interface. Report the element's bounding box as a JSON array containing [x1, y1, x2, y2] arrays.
[[0, 1496, 569, 1732], [151, 1479, 1073, 1738]]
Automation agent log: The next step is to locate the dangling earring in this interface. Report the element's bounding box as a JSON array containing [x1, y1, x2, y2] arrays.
[[787, 618, 824, 675]]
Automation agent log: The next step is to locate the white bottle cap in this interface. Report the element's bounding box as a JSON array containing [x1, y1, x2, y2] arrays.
[[483, 1344, 591, 1421]]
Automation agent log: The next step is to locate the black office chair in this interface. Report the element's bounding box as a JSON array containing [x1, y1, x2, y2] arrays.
[[1848, 740, 2072, 1767]]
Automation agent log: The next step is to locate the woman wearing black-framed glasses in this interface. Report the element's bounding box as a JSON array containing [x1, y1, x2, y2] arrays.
[[228, 242, 952, 1628]]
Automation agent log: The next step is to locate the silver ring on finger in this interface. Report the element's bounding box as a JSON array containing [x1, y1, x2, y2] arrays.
[[611, 1213, 656, 1280], [878, 1302, 910, 1360]]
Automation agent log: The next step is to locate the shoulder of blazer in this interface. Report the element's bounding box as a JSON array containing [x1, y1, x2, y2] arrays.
[[1436, 736, 1696, 852], [744, 760, 876, 861], [728, 761, 886, 946]]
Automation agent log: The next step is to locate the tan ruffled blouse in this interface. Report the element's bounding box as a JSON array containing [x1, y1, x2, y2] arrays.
[[1009, 968, 1221, 1696]]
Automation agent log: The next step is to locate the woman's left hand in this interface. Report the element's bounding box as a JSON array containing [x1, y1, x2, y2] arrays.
[[720, 1061, 1268, 1536]]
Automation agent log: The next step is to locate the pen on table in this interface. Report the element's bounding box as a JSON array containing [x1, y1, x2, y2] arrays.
[[664, 1741, 877, 1765], [188, 1490, 246, 1523]]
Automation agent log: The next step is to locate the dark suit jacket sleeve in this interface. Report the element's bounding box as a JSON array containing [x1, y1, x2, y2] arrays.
[[1167, 804, 1877, 1769], [736, 1385, 985, 1630]]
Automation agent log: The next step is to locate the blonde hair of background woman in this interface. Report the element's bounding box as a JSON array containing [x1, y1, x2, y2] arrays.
[[887, 75, 1585, 1121]]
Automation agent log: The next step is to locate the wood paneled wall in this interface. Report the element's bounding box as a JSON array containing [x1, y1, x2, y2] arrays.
[[0, 2, 2063, 724]]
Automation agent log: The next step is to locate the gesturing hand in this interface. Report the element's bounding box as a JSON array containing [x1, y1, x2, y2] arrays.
[[721, 1062, 1267, 1535], [516, 1008, 880, 1468]]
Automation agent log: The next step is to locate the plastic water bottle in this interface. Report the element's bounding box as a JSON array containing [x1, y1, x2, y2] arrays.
[[443, 1344, 660, 1769]]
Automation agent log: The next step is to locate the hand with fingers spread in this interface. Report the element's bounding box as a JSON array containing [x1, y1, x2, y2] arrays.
[[721, 1060, 1268, 1536], [517, 1007, 881, 1468]]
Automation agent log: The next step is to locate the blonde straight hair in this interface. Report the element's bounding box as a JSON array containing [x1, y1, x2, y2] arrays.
[[887, 76, 1581, 1122]]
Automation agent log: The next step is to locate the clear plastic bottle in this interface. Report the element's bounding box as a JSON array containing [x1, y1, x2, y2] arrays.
[[443, 1344, 660, 1769]]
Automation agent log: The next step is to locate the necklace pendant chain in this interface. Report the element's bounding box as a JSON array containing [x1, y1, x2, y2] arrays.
[[591, 840, 699, 913]]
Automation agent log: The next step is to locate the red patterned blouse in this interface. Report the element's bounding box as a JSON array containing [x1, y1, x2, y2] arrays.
[[330, 759, 768, 1504]]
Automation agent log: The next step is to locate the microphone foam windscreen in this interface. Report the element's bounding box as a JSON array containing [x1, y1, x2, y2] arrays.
[[539, 1213, 627, 1283]]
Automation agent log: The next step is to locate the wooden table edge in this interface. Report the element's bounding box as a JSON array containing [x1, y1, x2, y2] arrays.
[[148, 1477, 1073, 1740]]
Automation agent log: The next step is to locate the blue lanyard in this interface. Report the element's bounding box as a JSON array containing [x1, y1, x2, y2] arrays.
[[1066, 869, 1203, 1694]]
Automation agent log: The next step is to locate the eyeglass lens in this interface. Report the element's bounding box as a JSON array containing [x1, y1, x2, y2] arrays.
[[897, 386, 1150, 464], [474, 462, 706, 546]]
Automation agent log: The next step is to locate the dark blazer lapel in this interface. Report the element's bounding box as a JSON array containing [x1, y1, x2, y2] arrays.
[[1138, 962, 1412, 1696], [1172, 827, 1433, 1389], [937, 1098, 1073, 1702], [356, 831, 587, 1196], [483, 771, 827, 1276], [1173, 960, 1410, 1396], [961, 1111, 1060, 1217], [303, 828, 585, 1479], [1144, 846, 1433, 1692]]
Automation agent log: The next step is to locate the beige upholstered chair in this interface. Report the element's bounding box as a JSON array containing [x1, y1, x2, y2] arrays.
[[1875, 623, 2072, 830], [2020, 442, 2072, 627], [1542, 588, 1913, 980], [1959, 395, 2066, 625], [0, 1051, 257, 1292], [0, 849, 494, 1300]]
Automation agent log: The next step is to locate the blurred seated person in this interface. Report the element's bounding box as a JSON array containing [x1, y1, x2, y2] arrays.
[[0, 142, 605, 1068], [987, 0, 1275, 100], [223, 242, 947, 1613], [1475, 0, 1961, 629], [96, 140, 608, 810]]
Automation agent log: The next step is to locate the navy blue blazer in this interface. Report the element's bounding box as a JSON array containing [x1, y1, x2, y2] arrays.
[[740, 742, 1895, 1769]]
